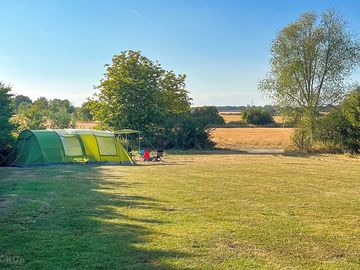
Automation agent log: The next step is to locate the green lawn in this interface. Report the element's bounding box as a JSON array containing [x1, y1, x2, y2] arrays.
[[1, 152, 360, 269]]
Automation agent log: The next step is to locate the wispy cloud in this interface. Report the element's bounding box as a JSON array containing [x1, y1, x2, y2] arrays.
[[129, 8, 151, 22]]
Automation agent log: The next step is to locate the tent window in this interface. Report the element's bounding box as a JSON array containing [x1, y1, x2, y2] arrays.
[[61, 136, 83, 156], [97, 136, 117, 156]]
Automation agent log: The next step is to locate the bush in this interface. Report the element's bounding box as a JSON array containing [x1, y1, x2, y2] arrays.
[[192, 106, 225, 127], [152, 108, 218, 150], [241, 108, 274, 125], [0, 83, 15, 164], [291, 128, 312, 152], [317, 88, 360, 154]]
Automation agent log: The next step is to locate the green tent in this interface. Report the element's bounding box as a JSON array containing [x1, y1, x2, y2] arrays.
[[6, 129, 133, 167]]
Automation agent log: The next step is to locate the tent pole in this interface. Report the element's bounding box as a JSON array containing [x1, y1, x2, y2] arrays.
[[138, 132, 141, 157], [125, 133, 128, 152]]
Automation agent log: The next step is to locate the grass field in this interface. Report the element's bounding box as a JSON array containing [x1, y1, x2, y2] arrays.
[[219, 113, 242, 123], [219, 113, 286, 124], [1, 153, 360, 269], [212, 128, 293, 149]]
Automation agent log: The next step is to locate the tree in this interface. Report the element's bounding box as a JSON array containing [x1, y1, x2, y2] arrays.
[[16, 102, 46, 130], [90, 50, 191, 138], [13, 95, 32, 110], [342, 86, 360, 128], [14, 97, 76, 130], [0, 82, 15, 164], [241, 107, 274, 125], [160, 110, 216, 149], [15, 97, 49, 130], [193, 106, 225, 127], [33, 97, 49, 111], [317, 87, 360, 153], [259, 10, 360, 139], [75, 101, 94, 121], [49, 99, 75, 114], [47, 99, 75, 128]]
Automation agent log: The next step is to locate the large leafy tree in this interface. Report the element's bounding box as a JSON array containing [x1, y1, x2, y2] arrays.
[[90, 50, 191, 136], [0, 82, 16, 163], [259, 10, 360, 138]]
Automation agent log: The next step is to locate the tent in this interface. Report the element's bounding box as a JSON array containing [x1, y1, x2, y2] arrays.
[[6, 129, 133, 167]]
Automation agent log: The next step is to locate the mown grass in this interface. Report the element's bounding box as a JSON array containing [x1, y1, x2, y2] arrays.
[[1, 153, 360, 269]]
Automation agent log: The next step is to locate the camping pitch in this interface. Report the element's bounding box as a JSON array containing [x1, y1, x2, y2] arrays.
[[6, 129, 133, 167]]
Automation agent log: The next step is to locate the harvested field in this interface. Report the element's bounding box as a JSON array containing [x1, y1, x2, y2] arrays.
[[220, 112, 288, 125], [212, 127, 294, 149], [219, 113, 241, 123]]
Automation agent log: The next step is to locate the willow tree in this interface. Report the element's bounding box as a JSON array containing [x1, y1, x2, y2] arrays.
[[259, 10, 360, 139]]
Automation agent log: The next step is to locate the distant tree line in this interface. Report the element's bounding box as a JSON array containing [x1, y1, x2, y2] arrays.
[[12, 96, 94, 130], [215, 105, 281, 115], [216, 105, 334, 114]]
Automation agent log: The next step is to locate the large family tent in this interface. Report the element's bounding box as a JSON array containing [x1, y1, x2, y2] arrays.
[[6, 129, 133, 167]]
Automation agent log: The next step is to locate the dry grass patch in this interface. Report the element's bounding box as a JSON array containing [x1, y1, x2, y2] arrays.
[[219, 113, 242, 123], [220, 112, 290, 125], [212, 127, 294, 149]]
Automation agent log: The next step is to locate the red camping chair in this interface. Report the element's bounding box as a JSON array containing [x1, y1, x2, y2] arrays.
[[143, 149, 150, 161]]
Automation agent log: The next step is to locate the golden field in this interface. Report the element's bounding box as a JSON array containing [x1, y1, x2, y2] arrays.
[[212, 127, 294, 149], [76, 121, 99, 129], [220, 112, 287, 124], [75, 120, 293, 149], [219, 112, 242, 123]]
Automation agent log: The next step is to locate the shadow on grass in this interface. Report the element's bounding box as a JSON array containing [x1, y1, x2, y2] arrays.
[[167, 148, 336, 158], [168, 148, 283, 156], [0, 166, 189, 269]]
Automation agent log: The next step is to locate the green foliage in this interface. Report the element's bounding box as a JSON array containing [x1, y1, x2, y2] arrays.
[[241, 107, 274, 125], [16, 102, 46, 130], [89, 51, 216, 149], [193, 106, 225, 127], [48, 99, 75, 128], [259, 9, 360, 139], [91, 50, 191, 135], [33, 97, 49, 111], [0, 82, 15, 164], [13, 95, 32, 110], [14, 97, 76, 130], [48, 106, 75, 129], [291, 128, 312, 152], [342, 87, 360, 128], [159, 110, 218, 149], [317, 88, 360, 153], [75, 101, 94, 121], [49, 99, 75, 114]]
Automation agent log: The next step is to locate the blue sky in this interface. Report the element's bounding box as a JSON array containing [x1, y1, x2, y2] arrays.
[[1, 0, 359, 106]]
